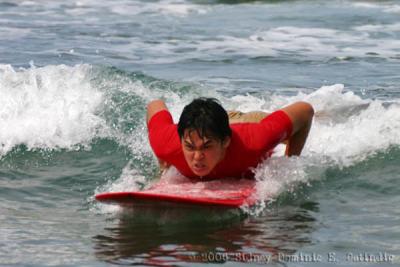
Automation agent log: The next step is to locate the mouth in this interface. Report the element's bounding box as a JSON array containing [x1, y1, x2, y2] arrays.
[[192, 163, 207, 173]]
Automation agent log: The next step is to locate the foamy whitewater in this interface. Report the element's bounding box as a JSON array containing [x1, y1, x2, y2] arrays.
[[1, 0, 400, 266]]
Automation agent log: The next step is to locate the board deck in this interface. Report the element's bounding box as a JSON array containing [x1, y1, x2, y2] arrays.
[[95, 178, 257, 208]]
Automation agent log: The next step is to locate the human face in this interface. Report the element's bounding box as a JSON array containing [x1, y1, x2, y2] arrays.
[[181, 130, 230, 177]]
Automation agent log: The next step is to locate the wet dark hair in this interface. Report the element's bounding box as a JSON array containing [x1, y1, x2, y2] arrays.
[[178, 98, 231, 142]]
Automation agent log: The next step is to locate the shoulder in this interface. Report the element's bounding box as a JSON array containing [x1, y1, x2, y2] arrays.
[[147, 109, 180, 158], [147, 99, 169, 125], [148, 109, 174, 130]]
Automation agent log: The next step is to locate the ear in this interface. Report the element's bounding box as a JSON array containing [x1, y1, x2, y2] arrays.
[[222, 136, 231, 149]]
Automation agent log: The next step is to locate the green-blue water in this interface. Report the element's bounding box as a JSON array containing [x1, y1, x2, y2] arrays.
[[1, 0, 400, 266]]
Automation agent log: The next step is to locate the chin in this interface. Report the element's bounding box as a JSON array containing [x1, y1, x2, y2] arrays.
[[192, 168, 211, 177]]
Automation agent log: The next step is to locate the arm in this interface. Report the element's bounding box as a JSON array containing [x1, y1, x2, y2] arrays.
[[146, 99, 171, 172], [146, 99, 169, 125], [280, 101, 314, 156]]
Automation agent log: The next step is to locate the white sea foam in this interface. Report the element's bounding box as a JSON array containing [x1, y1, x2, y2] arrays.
[[235, 26, 399, 58], [20, 1, 37, 6], [352, 2, 380, 9], [120, 23, 400, 64], [354, 23, 400, 32], [12, 0, 208, 18], [155, 0, 209, 16], [385, 5, 400, 14], [0, 64, 107, 155], [353, 2, 400, 14], [110, 0, 208, 17], [91, 160, 149, 214]]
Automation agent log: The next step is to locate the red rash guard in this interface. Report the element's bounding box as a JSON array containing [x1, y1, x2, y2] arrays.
[[148, 110, 292, 179]]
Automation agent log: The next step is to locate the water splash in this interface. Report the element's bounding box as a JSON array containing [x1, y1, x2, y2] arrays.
[[0, 64, 107, 156]]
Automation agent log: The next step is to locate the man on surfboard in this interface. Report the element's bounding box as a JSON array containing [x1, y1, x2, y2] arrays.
[[147, 98, 313, 179]]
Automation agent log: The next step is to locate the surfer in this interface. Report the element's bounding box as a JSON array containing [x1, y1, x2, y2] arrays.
[[147, 98, 313, 179]]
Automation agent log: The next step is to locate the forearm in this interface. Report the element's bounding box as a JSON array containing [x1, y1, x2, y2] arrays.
[[284, 118, 312, 156], [281, 102, 314, 156]]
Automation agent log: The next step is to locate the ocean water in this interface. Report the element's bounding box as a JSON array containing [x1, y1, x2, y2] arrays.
[[1, 0, 400, 266]]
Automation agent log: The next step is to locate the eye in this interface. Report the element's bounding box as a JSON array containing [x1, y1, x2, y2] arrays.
[[203, 142, 214, 149], [185, 143, 194, 151]]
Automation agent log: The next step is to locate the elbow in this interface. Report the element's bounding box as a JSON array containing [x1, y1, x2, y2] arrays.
[[296, 101, 314, 119], [147, 99, 167, 124], [147, 99, 165, 110]]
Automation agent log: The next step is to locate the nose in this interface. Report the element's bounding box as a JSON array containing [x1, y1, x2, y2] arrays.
[[193, 150, 204, 161]]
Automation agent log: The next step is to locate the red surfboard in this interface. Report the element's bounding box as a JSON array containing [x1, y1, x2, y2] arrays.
[[95, 178, 257, 208]]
